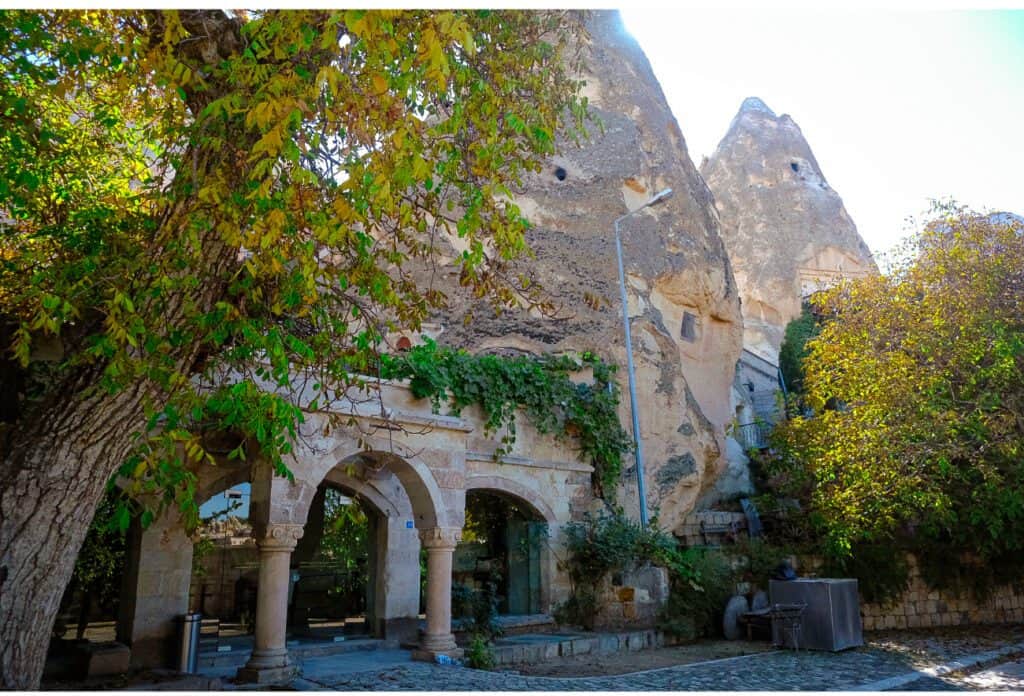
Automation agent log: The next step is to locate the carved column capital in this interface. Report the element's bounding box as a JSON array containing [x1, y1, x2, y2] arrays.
[[255, 523, 304, 551], [418, 527, 462, 550]]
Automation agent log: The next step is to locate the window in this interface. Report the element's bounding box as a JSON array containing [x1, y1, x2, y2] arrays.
[[680, 311, 700, 342], [554, 166, 567, 181], [790, 162, 800, 172]]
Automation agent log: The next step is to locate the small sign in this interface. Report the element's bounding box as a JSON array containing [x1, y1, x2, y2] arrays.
[[406, 520, 414, 529]]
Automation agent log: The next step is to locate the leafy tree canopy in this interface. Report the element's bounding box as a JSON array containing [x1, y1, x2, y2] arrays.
[[0, 10, 589, 525], [778, 301, 819, 396], [770, 204, 1024, 564]]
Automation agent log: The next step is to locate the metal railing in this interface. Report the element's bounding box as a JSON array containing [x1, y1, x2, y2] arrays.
[[734, 421, 773, 450]]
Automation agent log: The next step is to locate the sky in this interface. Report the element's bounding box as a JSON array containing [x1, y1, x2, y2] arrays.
[[200, 482, 251, 519], [620, 8, 1024, 259]]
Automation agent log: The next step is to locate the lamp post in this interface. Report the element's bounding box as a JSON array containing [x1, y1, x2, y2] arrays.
[[613, 187, 674, 529]]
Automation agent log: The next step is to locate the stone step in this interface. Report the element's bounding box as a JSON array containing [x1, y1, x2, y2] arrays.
[[197, 636, 384, 669], [488, 629, 666, 667], [452, 613, 557, 640]]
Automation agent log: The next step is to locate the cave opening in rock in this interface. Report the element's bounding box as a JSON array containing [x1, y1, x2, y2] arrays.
[[680, 311, 700, 342], [790, 162, 800, 172], [554, 166, 567, 181]]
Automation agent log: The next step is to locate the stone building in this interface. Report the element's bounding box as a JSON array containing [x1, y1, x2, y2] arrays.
[[117, 379, 594, 682], [112, 11, 747, 682]]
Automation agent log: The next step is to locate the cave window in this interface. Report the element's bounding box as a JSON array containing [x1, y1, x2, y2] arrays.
[[790, 162, 800, 172], [680, 311, 700, 342], [554, 166, 567, 181]]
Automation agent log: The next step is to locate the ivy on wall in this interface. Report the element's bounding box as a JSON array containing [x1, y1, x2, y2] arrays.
[[381, 339, 632, 497]]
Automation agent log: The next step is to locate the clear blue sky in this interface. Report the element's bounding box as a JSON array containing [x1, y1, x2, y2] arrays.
[[199, 482, 250, 519], [620, 8, 1024, 258]]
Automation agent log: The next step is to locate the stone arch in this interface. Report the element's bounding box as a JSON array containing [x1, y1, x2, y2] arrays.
[[304, 438, 450, 531], [322, 463, 413, 521], [464, 475, 557, 614], [197, 461, 252, 507], [464, 475, 557, 525]]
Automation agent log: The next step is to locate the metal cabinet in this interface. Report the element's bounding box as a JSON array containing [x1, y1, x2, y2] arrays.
[[769, 578, 863, 651]]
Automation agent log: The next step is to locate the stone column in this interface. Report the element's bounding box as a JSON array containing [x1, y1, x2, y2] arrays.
[[412, 527, 463, 661], [236, 524, 303, 684]]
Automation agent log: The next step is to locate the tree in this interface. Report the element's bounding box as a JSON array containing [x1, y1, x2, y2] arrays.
[[0, 10, 588, 686], [778, 301, 819, 396], [770, 204, 1024, 566]]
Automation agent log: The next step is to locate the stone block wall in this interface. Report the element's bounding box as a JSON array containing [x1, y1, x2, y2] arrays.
[[796, 554, 1024, 631], [859, 556, 1024, 631], [594, 564, 669, 630], [676, 510, 748, 547]]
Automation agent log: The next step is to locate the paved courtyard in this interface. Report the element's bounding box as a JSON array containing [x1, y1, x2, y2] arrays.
[[280, 625, 1024, 691]]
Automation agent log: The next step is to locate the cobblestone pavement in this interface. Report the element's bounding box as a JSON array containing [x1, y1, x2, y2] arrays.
[[297, 625, 1024, 690], [890, 657, 1024, 691]]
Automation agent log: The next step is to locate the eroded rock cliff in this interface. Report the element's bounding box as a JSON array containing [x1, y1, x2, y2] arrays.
[[419, 11, 743, 531], [701, 97, 876, 363]]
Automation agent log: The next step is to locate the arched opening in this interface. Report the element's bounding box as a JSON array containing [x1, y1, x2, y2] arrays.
[[287, 482, 380, 640], [188, 481, 257, 643], [454, 489, 548, 617]]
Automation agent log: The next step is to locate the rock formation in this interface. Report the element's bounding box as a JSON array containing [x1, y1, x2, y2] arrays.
[[701, 97, 876, 363], [412, 11, 743, 532]]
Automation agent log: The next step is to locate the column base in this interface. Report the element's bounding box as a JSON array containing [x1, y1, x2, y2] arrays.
[[411, 647, 465, 663], [235, 664, 299, 685], [236, 647, 295, 684]]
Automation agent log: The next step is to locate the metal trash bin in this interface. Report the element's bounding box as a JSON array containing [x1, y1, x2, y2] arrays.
[[178, 612, 202, 673]]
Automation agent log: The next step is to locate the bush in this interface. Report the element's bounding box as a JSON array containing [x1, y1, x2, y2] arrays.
[[452, 580, 502, 641], [726, 538, 793, 590], [464, 633, 495, 670], [820, 543, 909, 606], [657, 549, 735, 641], [558, 511, 740, 636]]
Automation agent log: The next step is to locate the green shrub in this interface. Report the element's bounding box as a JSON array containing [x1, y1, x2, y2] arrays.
[[464, 633, 495, 670], [553, 588, 598, 630], [657, 549, 735, 640], [820, 543, 909, 606], [726, 538, 792, 590], [452, 580, 502, 641]]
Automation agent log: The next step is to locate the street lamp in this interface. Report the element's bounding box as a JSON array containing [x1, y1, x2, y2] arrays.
[[613, 187, 674, 529]]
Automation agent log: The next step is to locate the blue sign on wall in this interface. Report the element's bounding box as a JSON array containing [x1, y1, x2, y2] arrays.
[[406, 520, 414, 529]]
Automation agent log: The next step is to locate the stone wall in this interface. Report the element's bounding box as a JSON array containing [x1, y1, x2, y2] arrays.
[[594, 564, 670, 630], [859, 556, 1024, 632], [676, 510, 748, 548]]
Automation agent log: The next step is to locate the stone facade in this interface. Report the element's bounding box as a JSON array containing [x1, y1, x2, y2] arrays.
[[859, 556, 1024, 632], [119, 377, 598, 681]]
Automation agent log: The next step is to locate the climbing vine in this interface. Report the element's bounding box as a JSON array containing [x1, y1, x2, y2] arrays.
[[380, 339, 631, 497]]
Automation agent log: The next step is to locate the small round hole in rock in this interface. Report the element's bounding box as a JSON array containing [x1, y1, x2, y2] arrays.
[[790, 162, 800, 172], [554, 166, 567, 181]]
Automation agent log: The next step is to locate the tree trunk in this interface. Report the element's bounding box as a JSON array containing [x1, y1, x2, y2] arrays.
[[0, 370, 152, 688], [0, 11, 258, 687]]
